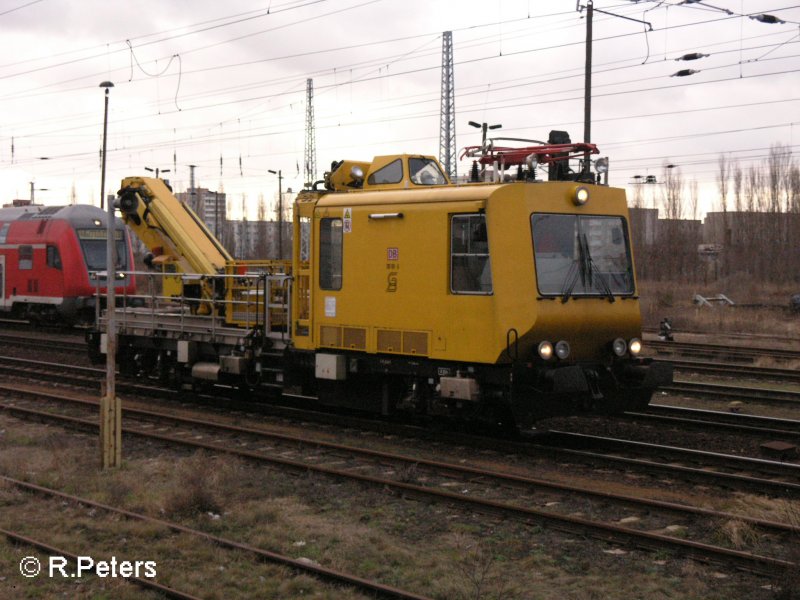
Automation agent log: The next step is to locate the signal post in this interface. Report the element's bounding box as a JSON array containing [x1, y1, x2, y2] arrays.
[[99, 80, 121, 469]]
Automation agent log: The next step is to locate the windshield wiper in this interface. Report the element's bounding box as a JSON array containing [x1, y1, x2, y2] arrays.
[[561, 237, 588, 303], [581, 233, 615, 303], [560, 259, 580, 303]]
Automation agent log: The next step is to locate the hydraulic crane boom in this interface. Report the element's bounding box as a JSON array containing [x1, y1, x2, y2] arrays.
[[116, 176, 232, 276]]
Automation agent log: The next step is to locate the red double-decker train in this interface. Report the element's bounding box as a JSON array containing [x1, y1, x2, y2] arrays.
[[0, 203, 136, 325]]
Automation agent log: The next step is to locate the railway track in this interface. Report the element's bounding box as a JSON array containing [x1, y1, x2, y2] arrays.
[[0, 333, 87, 354], [3, 349, 800, 406], [667, 358, 800, 383], [0, 384, 798, 576], [642, 326, 799, 345], [528, 433, 800, 498], [2, 354, 800, 495], [538, 429, 800, 484], [1, 474, 429, 600], [665, 379, 800, 408], [649, 339, 800, 363], [637, 404, 800, 442]]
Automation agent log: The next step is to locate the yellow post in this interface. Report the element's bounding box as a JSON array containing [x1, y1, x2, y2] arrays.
[[100, 384, 121, 468]]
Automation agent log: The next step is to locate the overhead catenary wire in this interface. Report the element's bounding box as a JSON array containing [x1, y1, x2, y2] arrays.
[[3, 0, 798, 205], [5, 21, 798, 143]]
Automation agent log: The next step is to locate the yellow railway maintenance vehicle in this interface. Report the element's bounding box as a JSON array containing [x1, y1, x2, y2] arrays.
[[90, 132, 671, 428]]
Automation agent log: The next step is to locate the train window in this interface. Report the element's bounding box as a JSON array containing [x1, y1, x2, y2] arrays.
[[532, 213, 634, 297], [319, 218, 343, 290], [298, 216, 311, 262], [18, 245, 33, 270], [367, 159, 403, 185], [46, 245, 62, 270], [450, 214, 492, 294], [409, 158, 446, 185], [0, 223, 9, 244], [78, 230, 127, 271]]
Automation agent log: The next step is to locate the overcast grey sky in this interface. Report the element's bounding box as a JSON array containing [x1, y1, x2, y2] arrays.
[[1, 0, 798, 218]]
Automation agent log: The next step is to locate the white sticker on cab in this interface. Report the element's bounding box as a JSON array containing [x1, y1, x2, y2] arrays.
[[324, 296, 336, 318]]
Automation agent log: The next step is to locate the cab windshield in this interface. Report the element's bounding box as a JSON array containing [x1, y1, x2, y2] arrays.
[[531, 213, 634, 298], [409, 158, 447, 185], [78, 229, 128, 271]]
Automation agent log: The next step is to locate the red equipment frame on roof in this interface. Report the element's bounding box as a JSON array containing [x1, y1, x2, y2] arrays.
[[460, 141, 599, 166]]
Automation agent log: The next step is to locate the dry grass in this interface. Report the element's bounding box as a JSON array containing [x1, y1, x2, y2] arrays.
[[447, 534, 512, 600], [773, 501, 800, 600], [639, 278, 799, 337], [717, 519, 760, 550], [162, 452, 223, 518], [0, 412, 789, 599]]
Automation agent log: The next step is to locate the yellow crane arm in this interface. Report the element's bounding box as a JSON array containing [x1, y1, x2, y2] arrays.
[[116, 176, 232, 275]]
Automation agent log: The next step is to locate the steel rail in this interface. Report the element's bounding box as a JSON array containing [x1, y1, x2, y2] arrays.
[[0, 335, 85, 353], [0, 395, 796, 576], [649, 340, 800, 361], [668, 359, 800, 383], [637, 404, 800, 440], [2, 384, 797, 537], [665, 380, 800, 407], [0, 474, 430, 600], [3, 364, 800, 498], [543, 430, 800, 478], [0, 527, 201, 600], [642, 326, 799, 345]]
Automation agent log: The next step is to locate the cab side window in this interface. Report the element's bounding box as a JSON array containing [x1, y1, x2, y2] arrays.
[[409, 158, 446, 185], [367, 159, 403, 185], [19, 245, 33, 270], [47, 245, 62, 270], [450, 214, 492, 294], [319, 218, 343, 290]]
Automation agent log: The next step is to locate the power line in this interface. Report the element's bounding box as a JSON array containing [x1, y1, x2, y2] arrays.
[[6, 2, 799, 193], [0, 0, 45, 18]]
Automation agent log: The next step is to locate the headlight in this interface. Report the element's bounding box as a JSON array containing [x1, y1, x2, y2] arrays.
[[555, 340, 570, 360], [525, 153, 538, 170], [628, 338, 642, 356], [538, 341, 554, 360], [595, 157, 609, 173], [574, 186, 589, 206], [612, 338, 627, 357]]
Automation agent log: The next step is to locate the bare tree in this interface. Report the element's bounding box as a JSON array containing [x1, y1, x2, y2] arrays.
[[255, 192, 269, 258], [661, 162, 684, 220], [732, 160, 743, 212], [630, 181, 644, 209], [238, 193, 249, 259], [716, 153, 730, 214], [767, 143, 792, 213], [745, 166, 763, 212], [632, 141, 798, 285], [658, 162, 688, 278], [221, 198, 237, 259], [789, 164, 800, 213], [688, 179, 699, 221]]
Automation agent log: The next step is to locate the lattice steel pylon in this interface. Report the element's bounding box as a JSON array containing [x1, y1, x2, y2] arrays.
[[304, 78, 317, 187], [439, 31, 456, 180]]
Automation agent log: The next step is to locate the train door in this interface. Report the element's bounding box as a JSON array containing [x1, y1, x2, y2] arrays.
[[0, 255, 6, 308]]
